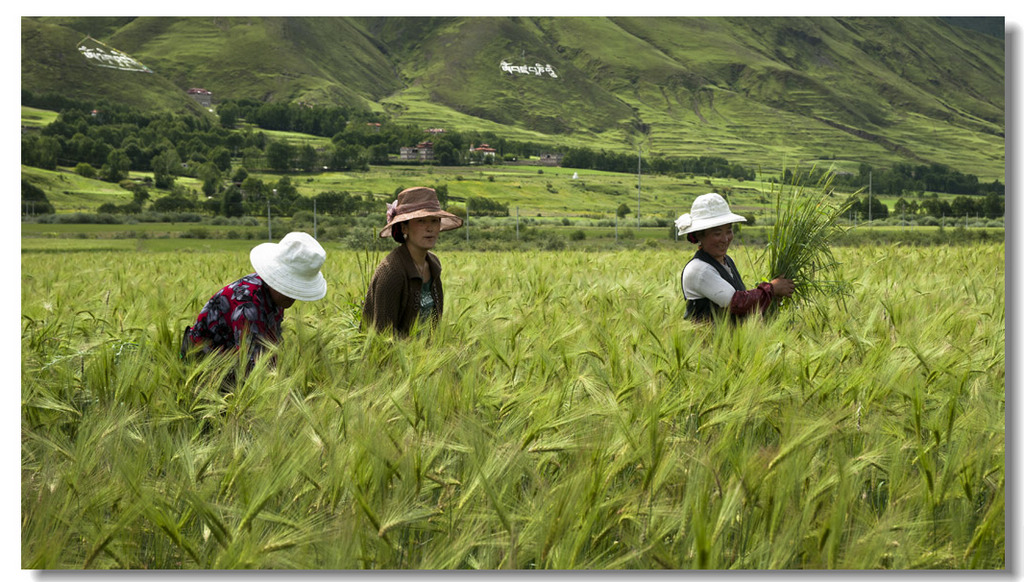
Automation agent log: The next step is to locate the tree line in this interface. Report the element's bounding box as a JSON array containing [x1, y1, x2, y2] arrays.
[[798, 161, 1004, 198], [21, 91, 1004, 220]]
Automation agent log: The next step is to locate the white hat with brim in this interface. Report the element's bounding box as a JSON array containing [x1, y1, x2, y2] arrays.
[[675, 193, 747, 238], [250, 231, 327, 302]]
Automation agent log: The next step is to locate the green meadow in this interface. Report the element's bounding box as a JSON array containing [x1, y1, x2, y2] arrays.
[[21, 242, 1004, 569], [24, 161, 984, 229]]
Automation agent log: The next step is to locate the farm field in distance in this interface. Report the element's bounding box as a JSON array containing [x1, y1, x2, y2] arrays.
[[22, 161, 987, 222], [21, 242, 1005, 569], [22, 161, 1003, 258]]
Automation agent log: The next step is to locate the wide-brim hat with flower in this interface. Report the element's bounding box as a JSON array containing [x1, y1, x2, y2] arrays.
[[250, 231, 327, 301], [378, 187, 463, 238], [675, 193, 747, 243]]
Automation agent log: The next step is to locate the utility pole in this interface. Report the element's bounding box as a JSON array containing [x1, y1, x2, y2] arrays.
[[637, 144, 642, 228], [269, 189, 275, 241], [868, 172, 872, 224]]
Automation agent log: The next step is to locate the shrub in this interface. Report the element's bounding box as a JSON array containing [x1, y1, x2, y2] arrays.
[[543, 236, 565, 250], [291, 211, 315, 227], [74, 163, 97, 179], [150, 195, 195, 213], [182, 227, 210, 239], [21, 180, 55, 214], [466, 196, 509, 217]]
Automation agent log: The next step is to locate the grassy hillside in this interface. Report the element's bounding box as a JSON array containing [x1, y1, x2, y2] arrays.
[[369, 16, 1005, 178], [21, 18, 209, 116], [105, 17, 401, 110], [21, 16, 1005, 180], [21, 166, 205, 213], [21, 106, 59, 129]]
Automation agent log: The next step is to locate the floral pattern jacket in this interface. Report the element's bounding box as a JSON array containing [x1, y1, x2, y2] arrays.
[[183, 273, 284, 364]]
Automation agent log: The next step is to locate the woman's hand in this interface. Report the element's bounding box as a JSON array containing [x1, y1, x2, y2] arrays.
[[770, 277, 795, 297]]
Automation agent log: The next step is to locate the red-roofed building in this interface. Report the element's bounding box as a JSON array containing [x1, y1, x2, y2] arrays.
[[187, 88, 212, 108], [470, 143, 497, 157]]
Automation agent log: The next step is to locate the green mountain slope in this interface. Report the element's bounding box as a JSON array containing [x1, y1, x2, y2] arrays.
[[370, 16, 1003, 176], [105, 17, 403, 108], [21, 18, 207, 115], [21, 16, 1004, 179]]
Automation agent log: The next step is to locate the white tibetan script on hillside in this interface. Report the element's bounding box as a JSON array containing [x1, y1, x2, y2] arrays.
[[77, 37, 152, 73], [500, 60, 558, 78]]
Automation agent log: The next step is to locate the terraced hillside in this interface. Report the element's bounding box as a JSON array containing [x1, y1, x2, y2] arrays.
[[21, 16, 1005, 179]]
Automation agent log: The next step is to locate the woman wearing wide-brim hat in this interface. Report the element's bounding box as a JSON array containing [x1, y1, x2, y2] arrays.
[[182, 231, 328, 366], [677, 193, 794, 323], [362, 187, 463, 336]]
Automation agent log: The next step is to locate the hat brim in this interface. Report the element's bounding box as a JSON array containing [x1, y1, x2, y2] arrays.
[[379, 209, 464, 238], [250, 243, 327, 302], [680, 213, 747, 235]]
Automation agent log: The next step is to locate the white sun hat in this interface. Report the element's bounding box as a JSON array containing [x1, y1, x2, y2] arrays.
[[250, 232, 327, 301], [675, 193, 747, 238]]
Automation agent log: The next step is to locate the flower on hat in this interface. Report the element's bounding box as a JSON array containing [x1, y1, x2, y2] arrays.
[[676, 193, 746, 238], [674, 213, 692, 236], [378, 188, 463, 239]]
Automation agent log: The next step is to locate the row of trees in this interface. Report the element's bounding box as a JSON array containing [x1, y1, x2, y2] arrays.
[[21, 92, 540, 180], [92, 174, 381, 219], [22, 90, 1004, 222], [893, 192, 1004, 219], [217, 98, 552, 161], [561, 149, 757, 181], [217, 99, 383, 136], [465, 195, 510, 217], [825, 162, 1004, 197], [843, 191, 1005, 221], [22, 93, 266, 195]]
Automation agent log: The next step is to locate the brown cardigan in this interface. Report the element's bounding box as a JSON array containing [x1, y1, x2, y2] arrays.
[[362, 244, 444, 336]]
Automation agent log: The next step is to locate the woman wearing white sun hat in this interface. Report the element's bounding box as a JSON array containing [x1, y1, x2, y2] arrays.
[[182, 231, 327, 365], [677, 193, 794, 323]]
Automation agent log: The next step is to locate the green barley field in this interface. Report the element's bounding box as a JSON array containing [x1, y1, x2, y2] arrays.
[[21, 242, 1004, 569]]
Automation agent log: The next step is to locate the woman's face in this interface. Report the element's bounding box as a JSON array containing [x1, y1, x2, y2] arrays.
[[695, 223, 734, 261], [267, 286, 296, 309], [403, 216, 442, 252]]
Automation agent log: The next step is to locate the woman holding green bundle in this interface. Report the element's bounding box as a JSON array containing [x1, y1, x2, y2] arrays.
[[362, 187, 463, 336], [677, 193, 794, 323]]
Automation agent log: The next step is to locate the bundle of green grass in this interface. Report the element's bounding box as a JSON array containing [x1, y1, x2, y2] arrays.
[[761, 168, 853, 310]]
